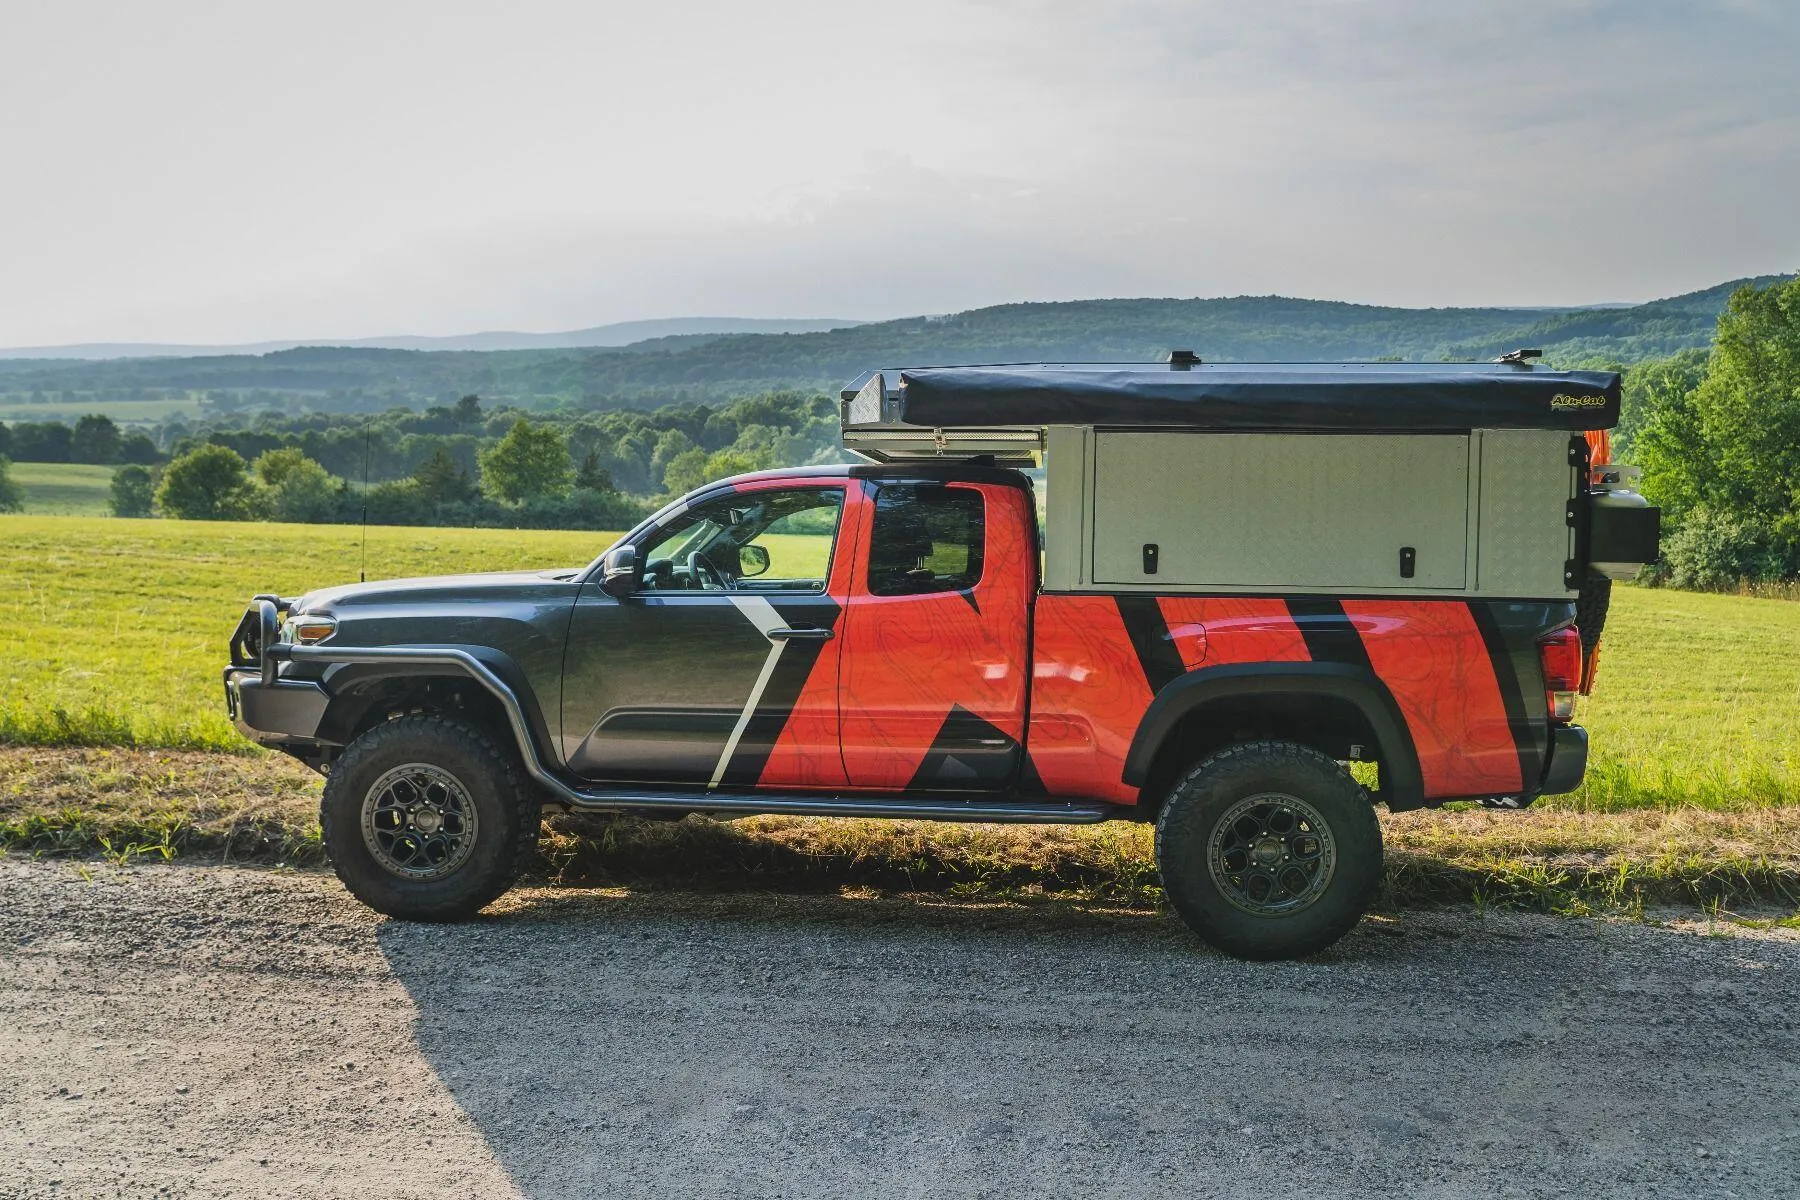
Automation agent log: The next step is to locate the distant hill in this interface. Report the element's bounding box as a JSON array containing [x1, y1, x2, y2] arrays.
[[564, 275, 1796, 396], [0, 316, 865, 361], [0, 274, 1788, 413]]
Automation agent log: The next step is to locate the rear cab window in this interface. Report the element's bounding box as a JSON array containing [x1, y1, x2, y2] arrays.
[[868, 485, 986, 596]]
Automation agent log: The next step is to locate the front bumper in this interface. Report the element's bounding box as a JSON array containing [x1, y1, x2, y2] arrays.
[[1539, 724, 1589, 797], [223, 667, 329, 745]]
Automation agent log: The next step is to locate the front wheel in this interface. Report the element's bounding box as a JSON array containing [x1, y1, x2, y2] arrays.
[[320, 714, 540, 921], [1154, 741, 1382, 960]]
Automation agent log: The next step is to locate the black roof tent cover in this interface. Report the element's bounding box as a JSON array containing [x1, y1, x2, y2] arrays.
[[840, 361, 1623, 433]]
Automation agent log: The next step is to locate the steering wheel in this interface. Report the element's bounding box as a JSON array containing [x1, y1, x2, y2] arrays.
[[688, 551, 729, 591]]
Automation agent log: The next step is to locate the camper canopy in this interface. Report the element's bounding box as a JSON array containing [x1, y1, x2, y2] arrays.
[[840, 360, 1622, 441]]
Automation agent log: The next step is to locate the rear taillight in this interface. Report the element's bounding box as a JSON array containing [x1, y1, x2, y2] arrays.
[[1538, 628, 1582, 723]]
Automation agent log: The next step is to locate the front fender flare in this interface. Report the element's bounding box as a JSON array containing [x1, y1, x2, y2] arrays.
[[1120, 662, 1425, 810], [269, 643, 572, 799]]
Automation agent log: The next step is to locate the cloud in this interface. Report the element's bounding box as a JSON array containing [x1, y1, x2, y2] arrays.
[[0, 0, 1794, 343]]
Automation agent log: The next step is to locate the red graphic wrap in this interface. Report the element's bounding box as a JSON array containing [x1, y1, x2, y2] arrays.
[[1340, 600, 1523, 797], [1155, 598, 1311, 670], [1026, 596, 1154, 804], [740, 474, 858, 790], [717, 468, 1535, 805], [837, 483, 1034, 789]]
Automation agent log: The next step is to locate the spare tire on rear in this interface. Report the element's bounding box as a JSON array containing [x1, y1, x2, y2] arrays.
[[1576, 574, 1612, 658]]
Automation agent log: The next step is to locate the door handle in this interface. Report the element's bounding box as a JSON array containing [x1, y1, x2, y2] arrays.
[[768, 627, 834, 641]]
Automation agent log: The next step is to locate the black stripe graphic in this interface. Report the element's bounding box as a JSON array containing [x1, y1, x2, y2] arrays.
[[1114, 595, 1184, 695], [905, 705, 1020, 791], [1468, 601, 1540, 793], [1284, 597, 1374, 673]]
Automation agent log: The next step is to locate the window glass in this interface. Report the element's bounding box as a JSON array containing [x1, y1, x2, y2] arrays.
[[868, 485, 986, 596], [637, 487, 844, 592]]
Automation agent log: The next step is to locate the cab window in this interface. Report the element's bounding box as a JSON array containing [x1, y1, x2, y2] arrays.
[[867, 485, 986, 596], [637, 487, 844, 593]]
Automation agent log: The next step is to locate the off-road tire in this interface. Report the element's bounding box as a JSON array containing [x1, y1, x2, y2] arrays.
[[320, 714, 540, 921], [1154, 740, 1382, 961]]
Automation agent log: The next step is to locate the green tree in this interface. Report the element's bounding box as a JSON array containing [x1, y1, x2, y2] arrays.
[[453, 394, 484, 428], [1617, 348, 1705, 455], [0, 457, 22, 513], [109, 464, 155, 517], [1641, 280, 1800, 515], [650, 430, 697, 490], [155, 444, 258, 520], [117, 431, 161, 465], [573, 449, 614, 493], [10, 422, 71, 462], [1636, 277, 1800, 580], [703, 447, 769, 483], [70, 414, 123, 464], [414, 444, 479, 505], [252, 447, 341, 523], [478, 418, 573, 503], [659, 447, 712, 497]]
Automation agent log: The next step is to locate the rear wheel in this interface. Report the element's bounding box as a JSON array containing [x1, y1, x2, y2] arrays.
[[1154, 741, 1381, 960], [320, 714, 540, 921]]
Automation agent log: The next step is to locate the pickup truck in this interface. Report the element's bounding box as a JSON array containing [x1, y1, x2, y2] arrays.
[[225, 357, 1657, 959]]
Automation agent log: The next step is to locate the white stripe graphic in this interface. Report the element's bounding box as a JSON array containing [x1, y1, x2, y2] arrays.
[[709, 595, 789, 789]]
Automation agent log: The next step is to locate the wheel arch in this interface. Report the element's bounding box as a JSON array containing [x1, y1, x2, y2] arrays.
[[1122, 662, 1425, 814], [299, 649, 559, 782]]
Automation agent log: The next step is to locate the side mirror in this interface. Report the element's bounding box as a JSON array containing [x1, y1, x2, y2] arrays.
[[600, 545, 640, 599], [739, 544, 770, 578]]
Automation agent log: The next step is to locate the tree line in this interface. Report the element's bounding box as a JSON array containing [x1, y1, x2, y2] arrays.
[[0, 389, 846, 529]]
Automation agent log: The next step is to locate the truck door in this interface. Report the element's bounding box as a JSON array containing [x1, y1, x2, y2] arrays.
[[561, 481, 852, 789], [838, 480, 1035, 791]]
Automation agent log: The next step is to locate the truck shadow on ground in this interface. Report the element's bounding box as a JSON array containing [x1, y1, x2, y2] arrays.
[[373, 884, 1800, 1200], [521, 812, 1551, 917]]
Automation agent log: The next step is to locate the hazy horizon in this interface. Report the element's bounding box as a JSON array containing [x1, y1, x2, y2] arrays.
[[6, 0, 1797, 346], [0, 278, 1762, 358]]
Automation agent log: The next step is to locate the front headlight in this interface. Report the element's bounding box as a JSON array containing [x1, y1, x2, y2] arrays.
[[281, 613, 337, 645]]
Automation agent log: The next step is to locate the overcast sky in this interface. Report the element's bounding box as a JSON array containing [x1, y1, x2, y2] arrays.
[[3, 0, 1796, 345]]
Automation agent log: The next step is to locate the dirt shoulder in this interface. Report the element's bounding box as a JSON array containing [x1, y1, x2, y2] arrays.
[[3, 857, 1798, 1199], [4, 746, 1799, 918]]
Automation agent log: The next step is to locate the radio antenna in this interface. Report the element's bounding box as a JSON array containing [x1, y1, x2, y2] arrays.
[[359, 417, 372, 583]]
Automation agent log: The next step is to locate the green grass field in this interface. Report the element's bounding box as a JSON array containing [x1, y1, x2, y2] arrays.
[[0, 396, 201, 422], [8, 462, 115, 516], [0, 515, 620, 749], [1, 513, 1794, 809]]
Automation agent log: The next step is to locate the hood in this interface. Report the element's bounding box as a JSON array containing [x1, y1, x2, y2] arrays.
[[294, 568, 583, 613]]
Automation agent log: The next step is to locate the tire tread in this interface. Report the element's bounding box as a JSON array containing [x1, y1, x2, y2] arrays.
[[1154, 739, 1381, 960], [319, 713, 540, 920]]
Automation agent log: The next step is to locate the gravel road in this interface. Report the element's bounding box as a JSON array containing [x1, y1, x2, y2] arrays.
[[2, 858, 1797, 1199]]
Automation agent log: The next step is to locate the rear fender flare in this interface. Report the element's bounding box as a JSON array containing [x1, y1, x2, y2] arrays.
[[1121, 662, 1425, 810]]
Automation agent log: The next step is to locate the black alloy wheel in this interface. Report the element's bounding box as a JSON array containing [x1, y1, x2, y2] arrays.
[[320, 714, 540, 921], [1155, 740, 1382, 961]]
